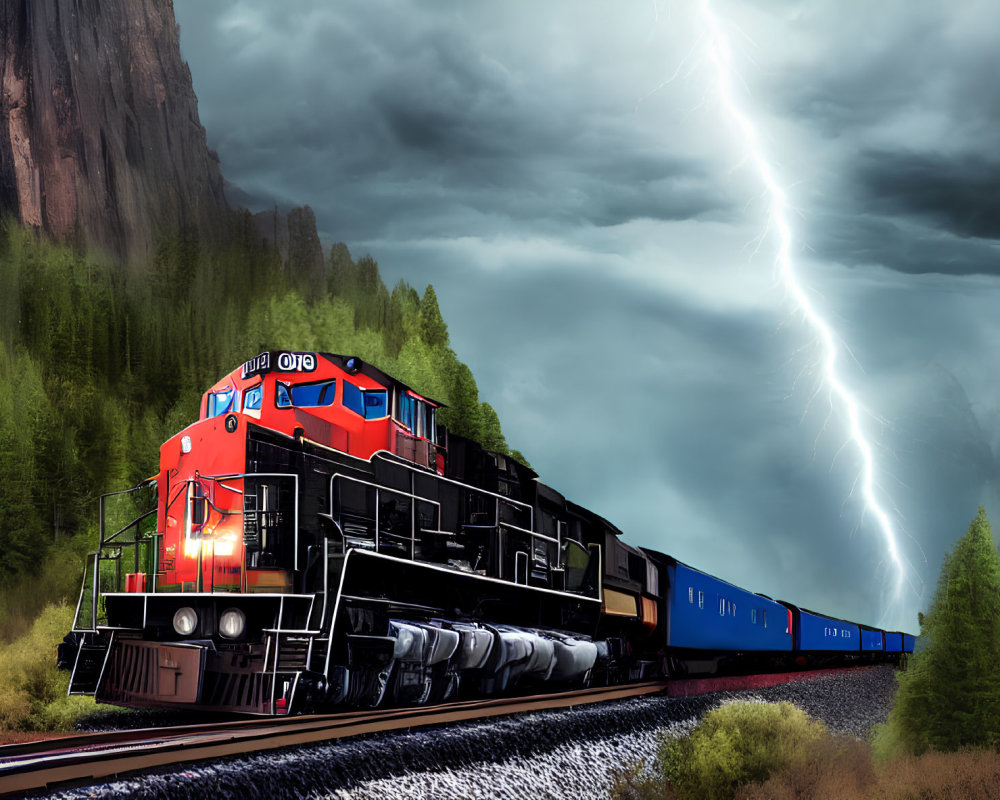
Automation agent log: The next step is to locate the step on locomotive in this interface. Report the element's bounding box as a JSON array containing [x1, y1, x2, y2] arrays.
[[59, 351, 915, 714]]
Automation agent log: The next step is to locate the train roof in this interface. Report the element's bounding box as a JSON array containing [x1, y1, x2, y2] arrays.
[[236, 351, 447, 407], [778, 604, 917, 636], [641, 549, 773, 594]]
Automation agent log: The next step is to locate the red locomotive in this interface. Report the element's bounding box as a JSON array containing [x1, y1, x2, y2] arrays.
[[60, 351, 912, 715]]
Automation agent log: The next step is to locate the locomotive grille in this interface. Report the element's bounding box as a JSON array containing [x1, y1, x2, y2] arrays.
[[98, 640, 205, 706], [202, 670, 272, 713]]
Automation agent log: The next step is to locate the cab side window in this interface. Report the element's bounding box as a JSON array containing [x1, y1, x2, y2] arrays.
[[364, 389, 388, 419], [399, 393, 415, 430], [344, 381, 389, 419]]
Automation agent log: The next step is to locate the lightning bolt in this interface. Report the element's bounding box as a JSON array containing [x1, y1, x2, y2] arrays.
[[696, 0, 915, 629]]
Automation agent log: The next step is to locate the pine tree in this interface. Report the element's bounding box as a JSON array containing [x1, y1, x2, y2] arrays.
[[418, 285, 449, 349], [875, 506, 1000, 755], [477, 402, 508, 452], [440, 360, 481, 441]]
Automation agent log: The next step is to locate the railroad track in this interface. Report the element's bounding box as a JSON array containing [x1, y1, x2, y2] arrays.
[[0, 681, 668, 797], [0, 666, 879, 797]]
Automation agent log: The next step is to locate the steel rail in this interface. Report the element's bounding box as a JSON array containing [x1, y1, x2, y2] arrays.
[[0, 665, 883, 797], [0, 681, 668, 797]]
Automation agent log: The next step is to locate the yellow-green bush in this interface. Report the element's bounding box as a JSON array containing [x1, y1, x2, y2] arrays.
[[0, 603, 107, 732], [657, 701, 829, 800]]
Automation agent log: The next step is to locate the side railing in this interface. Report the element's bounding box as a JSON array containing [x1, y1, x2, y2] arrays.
[[328, 465, 600, 598], [73, 482, 158, 632]]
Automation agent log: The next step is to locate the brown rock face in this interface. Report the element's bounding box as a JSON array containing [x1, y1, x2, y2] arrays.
[[0, 0, 228, 264]]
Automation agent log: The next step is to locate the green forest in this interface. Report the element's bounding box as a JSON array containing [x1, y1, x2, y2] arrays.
[[0, 214, 519, 641]]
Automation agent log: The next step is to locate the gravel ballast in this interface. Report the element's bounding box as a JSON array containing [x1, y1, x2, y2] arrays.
[[49, 665, 899, 800]]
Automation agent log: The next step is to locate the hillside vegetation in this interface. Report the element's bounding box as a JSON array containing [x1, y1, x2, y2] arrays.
[[0, 217, 517, 642]]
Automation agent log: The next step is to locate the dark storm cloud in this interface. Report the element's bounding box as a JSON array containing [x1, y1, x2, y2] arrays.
[[806, 150, 1000, 276], [176, 2, 731, 242], [853, 150, 1000, 242], [806, 211, 1000, 275]]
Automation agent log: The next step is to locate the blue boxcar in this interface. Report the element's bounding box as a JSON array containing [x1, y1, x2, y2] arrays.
[[791, 607, 861, 652], [884, 632, 903, 652], [902, 633, 915, 653], [665, 561, 792, 652], [860, 628, 884, 652]]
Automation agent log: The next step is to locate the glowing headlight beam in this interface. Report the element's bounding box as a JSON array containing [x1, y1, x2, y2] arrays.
[[697, 0, 913, 626]]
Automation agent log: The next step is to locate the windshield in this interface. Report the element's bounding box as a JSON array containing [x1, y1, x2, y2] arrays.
[[244, 384, 262, 411], [276, 379, 336, 408]]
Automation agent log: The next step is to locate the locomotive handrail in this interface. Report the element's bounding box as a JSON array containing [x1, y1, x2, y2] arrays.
[[329, 472, 443, 560], [100, 507, 158, 546], [173, 476, 242, 516], [198, 472, 301, 570], [97, 479, 156, 501], [499, 521, 559, 545], [370, 451, 535, 528], [71, 552, 98, 632], [87, 482, 160, 620]]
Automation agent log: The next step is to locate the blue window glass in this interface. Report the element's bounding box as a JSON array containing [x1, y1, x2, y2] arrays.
[[243, 385, 262, 411], [344, 381, 388, 419], [343, 380, 364, 416], [364, 390, 388, 419], [399, 394, 415, 431], [277, 380, 336, 408], [208, 388, 235, 417]]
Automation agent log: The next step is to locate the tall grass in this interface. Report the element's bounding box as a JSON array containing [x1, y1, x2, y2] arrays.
[[0, 603, 111, 735]]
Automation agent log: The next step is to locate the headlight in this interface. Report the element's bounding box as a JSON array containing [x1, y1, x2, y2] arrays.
[[219, 607, 246, 639], [173, 606, 198, 636]]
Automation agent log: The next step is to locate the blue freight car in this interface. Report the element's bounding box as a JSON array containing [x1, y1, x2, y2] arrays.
[[860, 627, 884, 652], [902, 633, 915, 653], [884, 632, 903, 652], [785, 606, 861, 652], [663, 560, 792, 652]]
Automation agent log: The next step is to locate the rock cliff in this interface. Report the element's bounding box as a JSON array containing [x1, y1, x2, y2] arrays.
[[0, 0, 229, 264]]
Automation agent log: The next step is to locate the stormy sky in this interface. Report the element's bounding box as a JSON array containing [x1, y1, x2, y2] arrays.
[[173, 0, 1000, 633]]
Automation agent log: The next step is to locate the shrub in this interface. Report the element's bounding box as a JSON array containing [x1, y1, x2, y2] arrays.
[[656, 701, 829, 800], [738, 732, 874, 800], [873, 749, 1000, 800], [743, 747, 1000, 800]]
